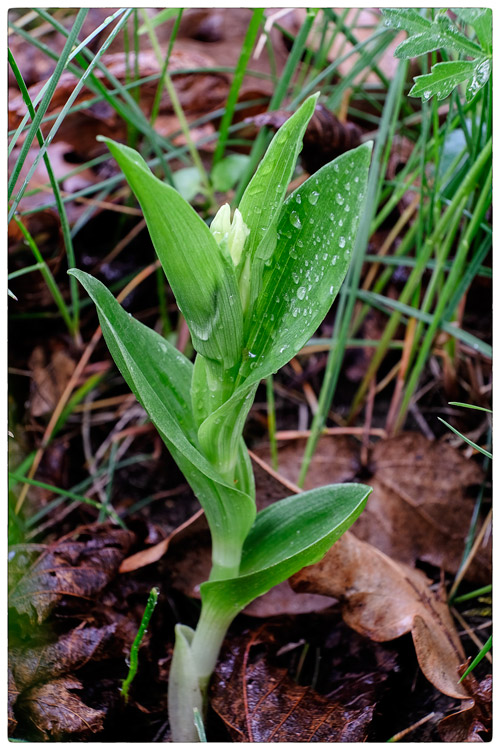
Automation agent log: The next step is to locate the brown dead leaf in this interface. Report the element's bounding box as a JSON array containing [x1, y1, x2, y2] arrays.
[[291, 531, 470, 700], [249, 103, 362, 174], [9, 624, 117, 694], [28, 341, 76, 417], [16, 676, 105, 741], [212, 631, 378, 742], [254, 432, 489, 582], [9, 524, 134, 624]]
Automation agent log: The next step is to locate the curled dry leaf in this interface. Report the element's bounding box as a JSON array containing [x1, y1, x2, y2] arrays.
[[255, 432, 489, 582], [438, 672, 491, 742], [211, 632, 378, 742], [291, 531, 470, 700], [9, 524, 135, 624], [16, 676, 105, 741]]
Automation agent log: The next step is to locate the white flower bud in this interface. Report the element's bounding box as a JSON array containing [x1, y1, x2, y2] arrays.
[[210, 205, 250, 266]]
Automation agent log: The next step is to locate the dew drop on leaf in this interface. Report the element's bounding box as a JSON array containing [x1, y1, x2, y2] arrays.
[[335, 193, 345, 205], [339, 236, 346, 248], [297, 286, 306, 300], [308, 190, 320, 205], [290, 211, 302, 229]]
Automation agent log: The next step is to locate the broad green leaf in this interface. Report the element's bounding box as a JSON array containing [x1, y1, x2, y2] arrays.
[[200, 483, 371, 617], [453, 7, 492, 53], [241, 142, 372, 382], [409, 60, 478, 101], [100, 138, 244, 368], [69, 269, 256, 571], [238, 93, 319, 269], [193, 143, 372, 467]]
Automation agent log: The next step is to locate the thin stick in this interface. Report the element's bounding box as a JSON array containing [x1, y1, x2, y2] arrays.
[[387, 712, 436, 742]]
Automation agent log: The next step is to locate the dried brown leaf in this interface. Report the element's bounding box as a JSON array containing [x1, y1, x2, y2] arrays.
[[9, 524, 134, 624], [254, 432, 489, 582], [212, 633, 377, 742], [291, 531, 470, 700], [17, 676, 105, 741], [9, 624, 117, 693]]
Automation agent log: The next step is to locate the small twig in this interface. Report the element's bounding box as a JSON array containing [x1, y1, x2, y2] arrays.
[[451, 607, 492, 665], [449, 508, 492, 600], [387, 712, 436, 742]]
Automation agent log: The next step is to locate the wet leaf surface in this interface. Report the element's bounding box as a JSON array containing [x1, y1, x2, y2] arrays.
[[16, 676, 105, 741], [255, 432, 489, 582], [291, 531, 470, 699], [9, 524, 135, 624], [211, 629, 380, 742]]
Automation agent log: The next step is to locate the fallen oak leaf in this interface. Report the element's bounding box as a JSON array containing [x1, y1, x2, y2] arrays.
[[16, 676, 105, 741], [9, 524, 134, 624], [291, 531, 470, 700], [211, 631, 378, 742]]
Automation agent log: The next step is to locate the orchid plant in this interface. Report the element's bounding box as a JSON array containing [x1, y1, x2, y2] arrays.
[[70, 93, 373, 741]]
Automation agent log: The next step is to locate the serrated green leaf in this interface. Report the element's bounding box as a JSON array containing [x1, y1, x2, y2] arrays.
[[453, 7, 492, 53], [409, 60, 478, 101], [201, 483, 371, 616], [68, 269, 255, 573], [388, 8, 483, 59], [382, 8, 432, 35], [100, 137, 244, 369]]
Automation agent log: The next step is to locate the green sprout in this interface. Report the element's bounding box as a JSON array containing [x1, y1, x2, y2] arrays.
[[69, 93, 373, 741]]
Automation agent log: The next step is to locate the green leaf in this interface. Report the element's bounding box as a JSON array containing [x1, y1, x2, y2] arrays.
[[241, 142, 372, 381], [100, 137, 244, 368], [211, 154, 250, 192], [68, 269, 255, 573], [387, 9, 483, 59], [409, 60, 479, 101], [465, 58, 491, 102], [201, 483, 371, 616], [453, 7, 492, 53], [382, 8, 432, 35], [172, 167, 204, 202], [238, 93, 319, 273]]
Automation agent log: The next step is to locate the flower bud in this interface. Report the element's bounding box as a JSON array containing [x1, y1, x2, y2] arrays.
[[210, 204, 250, 267]]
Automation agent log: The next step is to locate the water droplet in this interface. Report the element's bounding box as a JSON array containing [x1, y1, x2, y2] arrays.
[[329, 285, 334, 294], [339, 236, 346, 248], [335, 193, 344, 205], [323, 252, 328, 260], [248, 351, 256, 358], [279, 344, 289, 353], [289, 247, 298, 259], [331, 255, 339, 265], [290, 210, 302, 229], [308, 190, 319, 205], [295, 193, 302, 204], [297, 239, 304, 248], [297, 286, 306, 300], [292, 272, 300, 284]]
